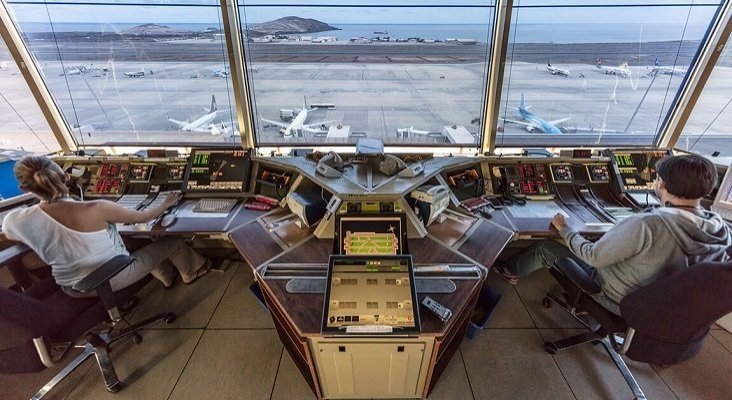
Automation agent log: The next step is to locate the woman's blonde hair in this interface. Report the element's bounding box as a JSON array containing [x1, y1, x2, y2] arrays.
[[14, 156, 68, 202]]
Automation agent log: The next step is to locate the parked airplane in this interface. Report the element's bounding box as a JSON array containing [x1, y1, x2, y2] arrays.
[[261, 96, 336, 137], [546, 60, 570, 77], [501, 94, 570, 134], [59, 67, 82, 76], [596, 59, 632, 78], [396, 127, 442, 138], [645, 58, 687, 77], [210, 66, 229, 78], [168, 95, 220, 134], [124, 71, 145, 78]]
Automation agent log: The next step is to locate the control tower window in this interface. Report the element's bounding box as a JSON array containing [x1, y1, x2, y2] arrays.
[[237, 1, 495, 147], [496, 0, 722, 148], [678, 41, 732, 157], [0, 39, 58, 154], [5, 0, 239, 147]]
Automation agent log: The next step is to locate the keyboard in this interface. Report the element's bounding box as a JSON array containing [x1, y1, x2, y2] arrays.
[[193, 198, 238, 213], [116, 194, 147, 210]]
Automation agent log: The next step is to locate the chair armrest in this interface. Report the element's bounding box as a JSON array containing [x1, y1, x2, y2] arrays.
[[553, 257, 601, 295], [72, 255, 133, 293], [0, 242, 31, 266]]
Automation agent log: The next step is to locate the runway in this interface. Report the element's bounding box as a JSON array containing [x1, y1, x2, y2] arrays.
[[1, 40, 730, 154]]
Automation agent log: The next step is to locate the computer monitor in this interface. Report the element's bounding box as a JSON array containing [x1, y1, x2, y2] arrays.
[[608, 149, 671, 192], [334, 214, 408, 255], [712, 165, 732, 222], [183, 148, 251, 193], [322, 255, 420, 334]]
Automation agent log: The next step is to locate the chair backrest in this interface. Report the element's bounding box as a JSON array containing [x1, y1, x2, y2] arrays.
[[620, 261, 732, 364]]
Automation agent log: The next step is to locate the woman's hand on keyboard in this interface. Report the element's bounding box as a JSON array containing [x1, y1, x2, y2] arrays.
[[162, 192, 182, 209]]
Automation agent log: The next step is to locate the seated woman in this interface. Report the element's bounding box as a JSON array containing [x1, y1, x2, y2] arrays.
[[1, 156, 211, 296]]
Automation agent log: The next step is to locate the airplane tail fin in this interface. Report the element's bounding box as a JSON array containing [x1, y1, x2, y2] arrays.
[[303, 95, 308, 110], [547, 59, 551, 67], [655, 57, 660, 67], [519, 93, 526, 111], [210, 95, 217, 113]]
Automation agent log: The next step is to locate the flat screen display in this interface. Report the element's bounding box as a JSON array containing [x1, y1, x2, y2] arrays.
[[184, 148, 251, 193], [335, 214, 408, 255], [322, 255, 420, 334], [609, 150, 670, 192]]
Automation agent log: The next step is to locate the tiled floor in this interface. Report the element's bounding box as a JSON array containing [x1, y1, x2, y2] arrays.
[[2, 262, 732, 400]]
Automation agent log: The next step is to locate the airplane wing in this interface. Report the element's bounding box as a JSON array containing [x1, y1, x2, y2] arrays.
[[548, 117, 570, 125], [260, 117, 289, 129], [500, 117, 530, 127], [303, 120, 337, 130], [168, 118, 186, 128]]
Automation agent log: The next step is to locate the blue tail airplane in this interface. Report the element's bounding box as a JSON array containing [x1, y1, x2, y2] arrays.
[[501, 94, 570, 134]]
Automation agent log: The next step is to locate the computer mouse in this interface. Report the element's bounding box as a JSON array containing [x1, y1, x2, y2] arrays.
[[161, 213, 177, 228]]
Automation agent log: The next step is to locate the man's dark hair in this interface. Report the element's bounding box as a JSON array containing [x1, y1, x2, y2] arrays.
[[656, 154, 717, 199]]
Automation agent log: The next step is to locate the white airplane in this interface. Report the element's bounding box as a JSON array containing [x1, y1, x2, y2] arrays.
[[546, 60, 570, 77], [596, 59, 632, 78], [645, 58, 687, 77], [124, 71, 144, 78], [168, 95, 220, 134], [261, 96, 336, 138], [501, 93, 570, 134], [396, 126, 442, 138], [0, 62, 8, 71], [210, 66, 229, 78], [59, 67, 82, 76]]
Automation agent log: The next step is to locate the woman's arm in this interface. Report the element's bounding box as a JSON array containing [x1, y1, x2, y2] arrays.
[[95, 192, 181, 224]]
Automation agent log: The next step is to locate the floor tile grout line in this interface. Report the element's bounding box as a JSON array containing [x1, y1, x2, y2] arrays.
[[458, 347, 477, 400], [165, 328, 206, 400], [709, 332, 732, 355], [535, 329, 580, 400], [269, 347, 285, 400], [650, 364, 682, 400], [61, 361, 96, 400], [202, 261, 243, 329]]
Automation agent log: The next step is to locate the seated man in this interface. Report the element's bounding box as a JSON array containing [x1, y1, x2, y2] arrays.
[[495, 154, 732, 314]]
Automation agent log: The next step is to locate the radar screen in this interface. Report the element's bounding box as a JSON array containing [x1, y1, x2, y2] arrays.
[[129, 164, 153, 182], [335, 215, 408, 255], [586, 164, 611, 183], [166, 164, 187, 181], [609, 150, 670, 192], [550, 164, 573, 183], [322, 255, 420, 334], [184, 148, 251, 193]]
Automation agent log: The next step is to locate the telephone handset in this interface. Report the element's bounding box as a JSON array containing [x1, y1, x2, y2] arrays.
[[492, 166, 526, 206]]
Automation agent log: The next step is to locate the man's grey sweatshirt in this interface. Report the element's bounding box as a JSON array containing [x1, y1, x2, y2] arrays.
[[559, 207, 732, 305]]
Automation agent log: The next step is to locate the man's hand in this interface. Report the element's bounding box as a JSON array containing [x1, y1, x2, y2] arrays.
[[551, 213, 568, 231], [162, 192, 182, 208]]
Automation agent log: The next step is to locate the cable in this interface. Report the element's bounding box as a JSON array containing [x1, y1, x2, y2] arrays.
[[0, 91, 51, 153], [688, 94, 732, 153]]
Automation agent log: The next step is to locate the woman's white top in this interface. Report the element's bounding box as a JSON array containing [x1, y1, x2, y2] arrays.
[[3, 204, 129, 287]]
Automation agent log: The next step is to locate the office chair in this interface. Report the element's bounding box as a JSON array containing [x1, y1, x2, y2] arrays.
[[0, 254, 176, 400], [542, 258, 732, 400]]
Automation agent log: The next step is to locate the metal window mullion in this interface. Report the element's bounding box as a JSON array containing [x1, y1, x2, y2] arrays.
[[658, 0, 732, 149], [220, 0, 255, 150], [482, 0, 513, 155], [0, 0, 76, 153]]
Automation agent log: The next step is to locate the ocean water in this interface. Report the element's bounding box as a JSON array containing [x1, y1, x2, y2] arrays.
[[18, 22, 710, 44]]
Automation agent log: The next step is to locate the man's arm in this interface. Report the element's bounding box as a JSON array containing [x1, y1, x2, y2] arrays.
[[553, 214, 651, 268]]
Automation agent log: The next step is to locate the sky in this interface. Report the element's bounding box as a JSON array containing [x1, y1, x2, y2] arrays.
[[6, 1, 722, 26]]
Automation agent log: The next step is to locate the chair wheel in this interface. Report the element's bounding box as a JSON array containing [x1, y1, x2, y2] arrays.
[[543, 342, 558, 355], [132, 333, 143, 344], [164, 313, 177, 324], [107, 381, 124, 393], [542, 297, 552, 308]]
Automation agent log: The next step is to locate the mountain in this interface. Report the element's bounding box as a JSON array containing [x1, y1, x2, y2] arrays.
[[248, 16, 339, 36], [122, 23, 190, 36]]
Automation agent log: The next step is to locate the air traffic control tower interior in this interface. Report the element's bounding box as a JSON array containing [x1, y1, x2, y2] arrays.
[[1, 1, 732, 399]]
